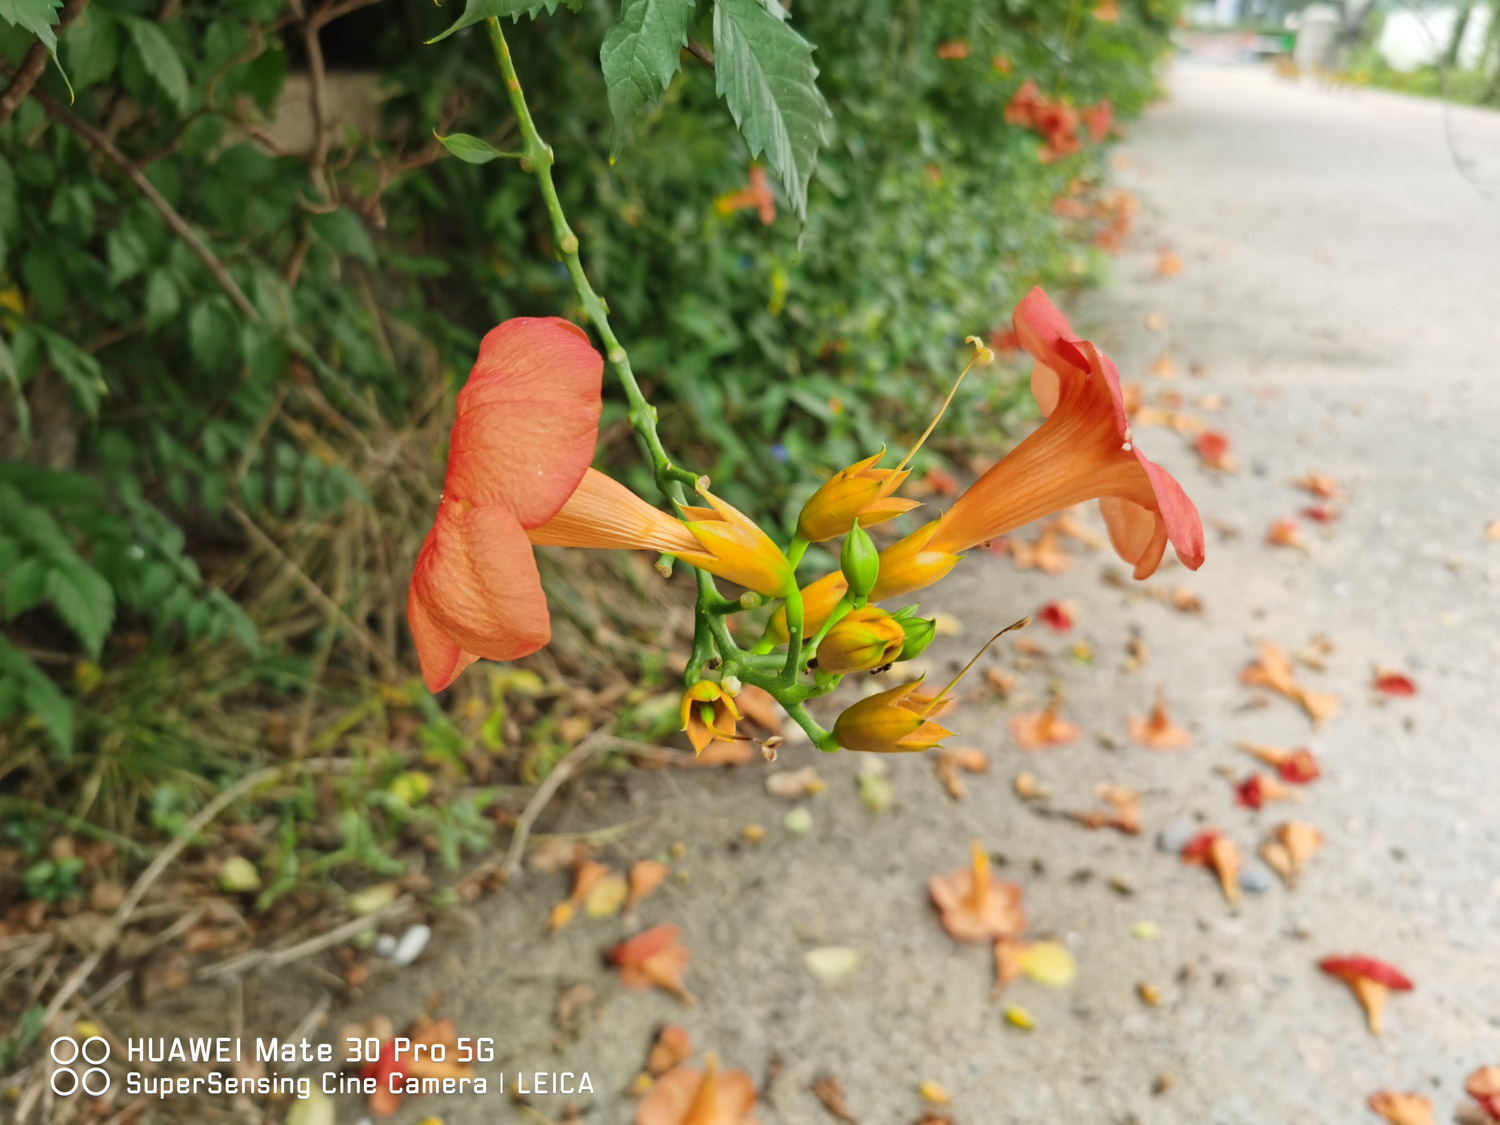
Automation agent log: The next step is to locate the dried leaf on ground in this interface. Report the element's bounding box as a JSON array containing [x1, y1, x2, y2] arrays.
[[1125, 696, 1192, 750], [929, 840, 1027, 942], [637, 1054, 761, 1125], [1020, 940, 1077, 987], [610, 925, 695, 1005], [812, 1074, 860, 1123], [1010, 696, 1083, 750], [1319, 955, 1413, 1036], [1367, 1091, 1436, 1125], [1260, 821, 1324, 885]]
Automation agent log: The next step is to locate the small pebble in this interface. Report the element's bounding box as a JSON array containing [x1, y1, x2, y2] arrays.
[[390, 923, 432, 967], [1158, 819, 1197, 854], [784, 807, 814, 835], [1238, 861, 1275, 894], [373, 934, 398, 958]]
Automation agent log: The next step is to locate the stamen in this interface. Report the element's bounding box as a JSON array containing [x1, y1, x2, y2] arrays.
[[894, 343, 992, 473], [920, 617, 1031, 715]]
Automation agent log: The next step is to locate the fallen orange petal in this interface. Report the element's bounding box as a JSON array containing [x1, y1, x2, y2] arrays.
[[1010, 697, 1082, 750], [645, 1025, 693, 1077], [1368, 1091, 1435, 1125], [929, 840, 1027, 942], [1267, 517, 1310, 552], [629, 860, 671, 907], [1125, 697, 1192, 750]]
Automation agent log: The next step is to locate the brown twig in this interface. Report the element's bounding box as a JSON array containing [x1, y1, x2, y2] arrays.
[[497, 730, 613, 884], [687, 38, 716, 69], [0, 0, 89, 129], [297, 0, 381, 195], [197, 895, 413, 980], [28, 85, 259, 322]]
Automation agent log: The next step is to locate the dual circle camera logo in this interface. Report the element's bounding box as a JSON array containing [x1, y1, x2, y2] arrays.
[[49, 1036, 112, 1096]]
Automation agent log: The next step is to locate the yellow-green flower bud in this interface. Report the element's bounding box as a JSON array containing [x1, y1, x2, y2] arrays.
[[816, 605, 906, 675], [840, 519, 879, 599], [890, 605, 937, 662]]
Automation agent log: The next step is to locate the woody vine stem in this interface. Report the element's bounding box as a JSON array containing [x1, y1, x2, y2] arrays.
[[484, 18, 836, 750]]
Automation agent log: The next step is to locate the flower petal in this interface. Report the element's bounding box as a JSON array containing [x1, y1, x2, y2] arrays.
[[408, 500, 550, 687], [443, 318, 604, 528]]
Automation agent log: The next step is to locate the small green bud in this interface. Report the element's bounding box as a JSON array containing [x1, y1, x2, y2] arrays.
[[840, 519, 879, 598], [895, 612, 937, 662]]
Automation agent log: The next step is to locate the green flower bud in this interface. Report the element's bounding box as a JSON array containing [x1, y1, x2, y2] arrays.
[[894, 609, 937, 662], [840, 519, 880, 599]]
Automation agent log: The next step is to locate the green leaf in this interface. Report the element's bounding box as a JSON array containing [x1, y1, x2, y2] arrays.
[[144, 271, 179, 331], [22, 668, 73, 758], [0, 336, 26, 441], [106, 225, 149, 285], [434, 132, 518, 165], [43, 562, 115, 657], [38, 329, 105, 415], [427, 0, 579, 44], [711, 0, 832, 219], [0, 0, 61, 56], [62, 6, 119, 88], [0, 155, 17, 272], [310, 209, 375, 265], [188, 301, 233, 373], [122, 16, 188, 112], [599, 0, 695, 160], [2, 555, 45, 618]]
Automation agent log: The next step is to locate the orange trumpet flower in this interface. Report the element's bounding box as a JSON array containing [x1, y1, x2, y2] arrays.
[[926, 288, 1205, 578]]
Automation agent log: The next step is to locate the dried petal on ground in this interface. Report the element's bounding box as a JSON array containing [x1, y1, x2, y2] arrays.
[[1292, 472, 1341, 499], [645, 1025, 693, 1077], [1145, 311, 1167, 331], [1319, 955, 1413, 1036], [1367, 1091, 1436, 1125], [1465, 1066, 1500, 1119], [1241, 643, 1340, 725], [1010, 696, 1083, 750], [610, 925, 695, 1005], [994, 938, 1028, 997], [929, 840, 1027, 942], [1125, 696, 1193, 750], [1260, 821, 1325, 885], [1149, 353, 1178, 379], [1014, 772, 1051, 801], [812, 1074, 860, 1123], [765, 767, 825, 799], [1004, 1005, 1035, 1029], [552, 861, 611, 931], [1181, 831, 1242, 904], [1020, 940, 1077, 987], [984, 666, 1017, 697], [1010, 523, 1074, 573], [1156, 249, 1183, 277], [629, 861, 671, 908], [1372, 668, 1418, 696], [637, 1054, 762, 1125], [1238, 743, 1323, 784], [1053, 512, 1104, 548], [692, 741, 757, 767], [1195, 430, 1236, 472], [1070, 784, 1141, 834], [1038, 601, 1075, 631], [1267, 517, 1311, 552], [936, 746, 990, 799], [1234, 773, 1298, 811], [360, 1019, 475, 1118], [919, 1081, 952, 1106], [1488, 521, 1500, 541], [805, 946, 862, 982], [1171, 588, 1203, 613], [1301, 504, 1337, 523]]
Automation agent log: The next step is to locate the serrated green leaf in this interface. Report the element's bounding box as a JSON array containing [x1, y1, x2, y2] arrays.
[[62, 6, 119, 88], [711, 0, 831, 219], [123, 16, 188, 111], [0, 0, 61, 55], [600, 0, 695, 160], [43, 562, 114, 657], [427, 0, 579, 44], [434, 132, 519, 165]]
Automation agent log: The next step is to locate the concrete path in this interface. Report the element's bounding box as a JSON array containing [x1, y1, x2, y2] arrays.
[[341, 63, 1500, 1125]]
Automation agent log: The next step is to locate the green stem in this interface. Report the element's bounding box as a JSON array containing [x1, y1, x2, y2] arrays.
[[486, 19, 695, 502]]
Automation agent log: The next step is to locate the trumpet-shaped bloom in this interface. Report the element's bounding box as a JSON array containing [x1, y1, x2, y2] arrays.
[[680, 681, 745, 754], [832, 679, 953, 753], [679, 489, 795, 597], [927, 288, 1204, 579], [816, 606, 906, 674], [795, 451, 919, 543]]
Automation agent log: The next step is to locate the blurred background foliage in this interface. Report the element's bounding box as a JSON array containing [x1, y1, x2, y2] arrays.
[[0, 0, 1180, 901]]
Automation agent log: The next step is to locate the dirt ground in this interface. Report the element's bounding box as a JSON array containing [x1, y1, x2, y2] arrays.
[[143, 61, 1500, 1125]]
